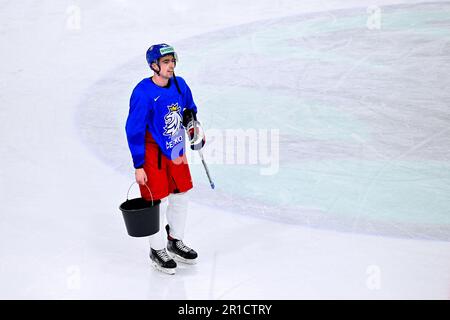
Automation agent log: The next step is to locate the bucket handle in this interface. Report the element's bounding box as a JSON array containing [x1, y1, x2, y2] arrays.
[[126, 182, 154, 206]]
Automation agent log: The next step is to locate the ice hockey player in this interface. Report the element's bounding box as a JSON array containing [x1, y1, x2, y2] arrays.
[[125, 43, 205, 275]]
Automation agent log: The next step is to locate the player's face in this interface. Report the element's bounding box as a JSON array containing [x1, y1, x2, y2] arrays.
[[158, 55, 176, 79]]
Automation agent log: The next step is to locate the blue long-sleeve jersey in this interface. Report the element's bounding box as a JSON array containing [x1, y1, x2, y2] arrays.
[[125, 76, 197, 168]]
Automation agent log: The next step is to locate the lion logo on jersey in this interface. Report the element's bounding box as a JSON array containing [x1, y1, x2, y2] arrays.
[[163, 103, 182, 137]]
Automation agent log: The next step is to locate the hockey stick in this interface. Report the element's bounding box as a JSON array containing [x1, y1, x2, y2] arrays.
[[188, 119, 215, 189], [198, 150, 215, 189]]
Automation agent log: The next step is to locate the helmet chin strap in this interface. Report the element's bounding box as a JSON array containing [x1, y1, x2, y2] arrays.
[[151, 62, 161, 76], [172, 71, 181, 95]]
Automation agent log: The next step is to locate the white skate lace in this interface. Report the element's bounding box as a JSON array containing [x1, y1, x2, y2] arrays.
[[176, 240, 191, 253], [156, 249, 171, 262]]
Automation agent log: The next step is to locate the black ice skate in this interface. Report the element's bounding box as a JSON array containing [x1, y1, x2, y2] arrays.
[[150, 248, 177, 275], [166, 225, 198, 264]]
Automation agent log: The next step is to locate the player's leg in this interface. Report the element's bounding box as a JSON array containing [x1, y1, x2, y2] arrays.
[[148, 198, 177, 274], [140, 137, 176, 274], [165, 155, 197, 264]]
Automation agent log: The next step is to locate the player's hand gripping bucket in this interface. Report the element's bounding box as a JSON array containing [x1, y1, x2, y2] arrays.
[[119, 182, 161, 237]]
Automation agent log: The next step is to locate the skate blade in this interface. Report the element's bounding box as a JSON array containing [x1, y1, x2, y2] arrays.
[[170, 253, 197, 265], [151, 261, 176, 275]]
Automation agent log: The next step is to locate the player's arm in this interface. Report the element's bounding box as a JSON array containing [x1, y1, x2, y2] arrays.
[[125, 87, 151, 183]]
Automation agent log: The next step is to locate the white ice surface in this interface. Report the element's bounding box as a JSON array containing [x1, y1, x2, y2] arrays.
[[0, 0, 449, 299]]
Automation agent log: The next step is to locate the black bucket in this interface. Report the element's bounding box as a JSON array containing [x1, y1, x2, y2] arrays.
[[119, 182, 161, 237]]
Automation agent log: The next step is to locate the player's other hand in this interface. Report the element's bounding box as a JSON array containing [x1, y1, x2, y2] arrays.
[[135, 168, 148, 185], [187, 120, 206, 150]]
